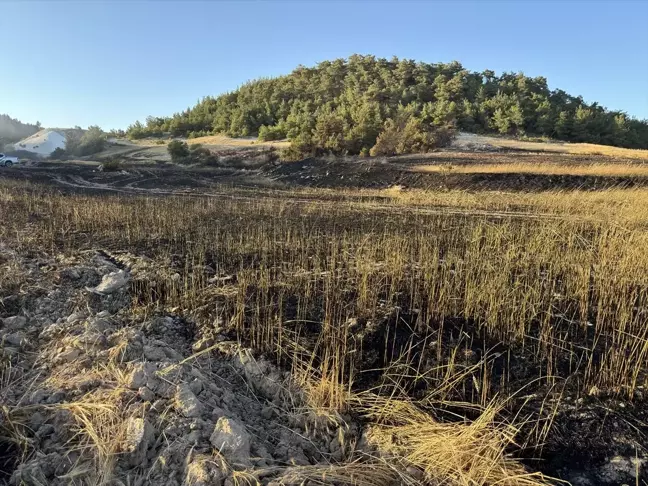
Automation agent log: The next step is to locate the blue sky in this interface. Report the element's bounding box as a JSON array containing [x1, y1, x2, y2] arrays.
[[1, 0, 647, 130]]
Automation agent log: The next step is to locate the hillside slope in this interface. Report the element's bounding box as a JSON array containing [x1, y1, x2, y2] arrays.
[[0, 115, 40, 147], [126, 55, 648, 156]]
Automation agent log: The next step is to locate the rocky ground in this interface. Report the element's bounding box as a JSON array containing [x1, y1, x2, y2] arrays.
[[0, 248, 382, 486]]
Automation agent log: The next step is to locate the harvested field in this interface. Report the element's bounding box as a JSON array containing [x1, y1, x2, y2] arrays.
[[414, 161, 648, 177], [453, 132, 648, 160], [2, 152, 648, 485]]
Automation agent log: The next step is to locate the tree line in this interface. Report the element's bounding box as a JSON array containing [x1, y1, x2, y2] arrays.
[[126, 55, 648, 157], [0, 115, 41, 151]]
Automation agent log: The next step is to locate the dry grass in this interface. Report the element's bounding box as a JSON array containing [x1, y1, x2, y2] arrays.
[[131, 134, 290, 149], [375, 186, 648, 227], [356, 393, 555, 486], [455, 133, 648, 160], [271, 461, 406, 486], [3, 175, 648, 483], [2, 181, 648, 396], [414, 161, 648, 177]]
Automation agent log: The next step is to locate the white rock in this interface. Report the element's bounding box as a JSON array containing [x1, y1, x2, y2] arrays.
[[58, 347, 81, 363], [175, 384, 203, 418], [91, 270, 130, 295], [128, 368, 148, 390], [67, 312, 84, 324], [184, 454, 225, 486], [209, 417, 251, 464], [123, 417, 154, 466]]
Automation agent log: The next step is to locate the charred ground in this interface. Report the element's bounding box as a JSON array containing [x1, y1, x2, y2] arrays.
[[2, 149, 648, 485]]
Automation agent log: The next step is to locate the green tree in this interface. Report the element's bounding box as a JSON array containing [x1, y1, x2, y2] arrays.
[[76, 126, 107, 156], [554, 111, 573, 140], [167, 140, 190, 162], [122, 55, 648, 150]]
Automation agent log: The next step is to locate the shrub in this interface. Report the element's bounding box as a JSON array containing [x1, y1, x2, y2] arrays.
[[49, 147, 67, 160], [190, 146, 218, 165], [167, 140, 190, 162], [370, 119, 401, 156], [78, 126, 107, 156], [264, 147, 279, 164], [280, 134, 314, 161], [100, 160, 122, 172], [370, 118, 456, 157], [258, 125, 287, 142], [431, 126, 457, 148], [65, 126, 107, 157]]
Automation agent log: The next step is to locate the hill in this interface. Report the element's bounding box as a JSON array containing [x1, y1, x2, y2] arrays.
[[0, 115, 41, 149], [126, 55, 648, 158]]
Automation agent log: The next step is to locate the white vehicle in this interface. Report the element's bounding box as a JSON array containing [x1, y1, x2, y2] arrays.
[[0, 153, 19, 167]]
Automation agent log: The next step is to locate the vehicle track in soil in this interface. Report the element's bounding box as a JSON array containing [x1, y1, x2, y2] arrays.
[[36, 169, 575, 223]]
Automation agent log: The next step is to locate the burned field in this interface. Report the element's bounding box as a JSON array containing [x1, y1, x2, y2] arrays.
[[2, 160, 648, 485]]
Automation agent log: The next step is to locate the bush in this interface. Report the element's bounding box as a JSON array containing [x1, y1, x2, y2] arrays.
[[99, 160, 121, 172], [264, 147, 279, 164], [190, 146, 219, 165], [49, 147, 67, 160], [65, 126, 107, 157], [431, 126, 457, 148], [167, 140, 190, 162], [370, 118, 456, 156], [258, 125, 287, 142], [279, 134, 314, 161]]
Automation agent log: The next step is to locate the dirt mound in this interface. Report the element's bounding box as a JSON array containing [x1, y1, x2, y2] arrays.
[[10, 130, 67, 157], [0, 250, 374, 486]]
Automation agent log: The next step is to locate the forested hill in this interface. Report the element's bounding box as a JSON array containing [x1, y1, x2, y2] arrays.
[[0, 115, 40, 148], [126, 55, 648, 156]]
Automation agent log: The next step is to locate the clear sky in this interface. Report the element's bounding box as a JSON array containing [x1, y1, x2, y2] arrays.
[[1, 0, 647, 130]]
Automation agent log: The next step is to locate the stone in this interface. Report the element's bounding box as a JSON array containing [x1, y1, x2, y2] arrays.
[[184, 454, 225, 486], [57, 347, 81, 363], [123, 417, 154, 466], [209, 417, 251, 465], [175, 384, 203, 418], [60, 268, 80, 280], [30, 389, 48, 405], [67, 312, 84, 324], [73, 332, 108, 348], [261, 406, 274, 420], [91, 270, 130, 295], [3, 316, 27, 330], [128, 367, 148, 390], [88, 318, 111, 332], [188, 379, 203, 395], [139, 387, 156, 402], [144, 345, 168, 361], [46, 390, 67, 404], [3, 333, 26, 347]]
